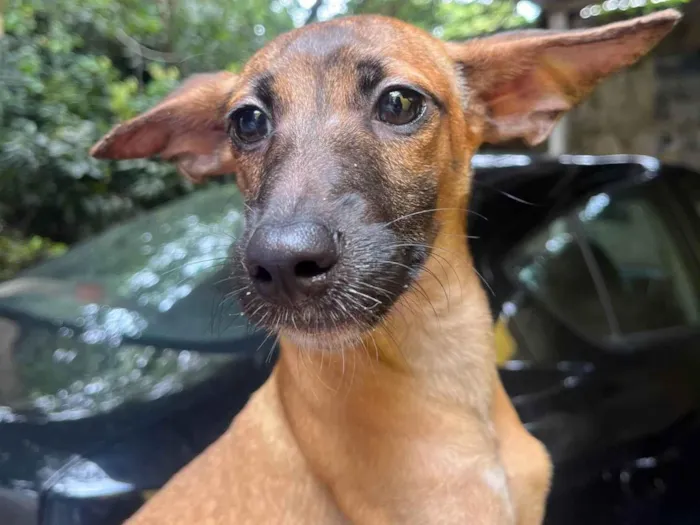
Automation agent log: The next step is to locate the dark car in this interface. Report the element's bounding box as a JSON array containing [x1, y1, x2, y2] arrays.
[[1, 154, 700, 525], [470, 154, 700, 524]]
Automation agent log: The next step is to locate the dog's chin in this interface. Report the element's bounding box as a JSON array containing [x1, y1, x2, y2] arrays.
[[243, 303, 384, 351], [238, 290, 396, 352], [280, 327, 366, 352]]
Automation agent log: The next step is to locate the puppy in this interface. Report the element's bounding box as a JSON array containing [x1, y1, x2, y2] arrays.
[[91, 10, 680, 524]]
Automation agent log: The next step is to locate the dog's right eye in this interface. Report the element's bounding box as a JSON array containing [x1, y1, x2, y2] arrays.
[[229, 106, 271, 144], [376, 88, 425, 127]]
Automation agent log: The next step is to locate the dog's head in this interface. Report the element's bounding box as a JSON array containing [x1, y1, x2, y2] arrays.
[[92, 11, 679, 349]]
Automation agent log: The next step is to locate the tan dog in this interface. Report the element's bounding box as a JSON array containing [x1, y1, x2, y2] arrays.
[[91, 10, 680, 524]]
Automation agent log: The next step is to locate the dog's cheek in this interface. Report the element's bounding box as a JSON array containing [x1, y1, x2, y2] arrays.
[[389, 169, 439, 238], [232, 148, 270, 202], [228, 219, 259, 308], [382, 125, 442, 239]]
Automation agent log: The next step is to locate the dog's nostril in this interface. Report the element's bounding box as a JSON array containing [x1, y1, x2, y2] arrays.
[[294, 260, 331, 279], [252, 265, 273, 283], [245, 222, 339, 301]]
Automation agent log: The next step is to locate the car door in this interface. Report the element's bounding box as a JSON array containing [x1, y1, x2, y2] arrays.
[[492, 174, 700, 496]]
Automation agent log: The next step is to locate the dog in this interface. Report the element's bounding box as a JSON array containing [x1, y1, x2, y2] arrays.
[[90, 9, 680, 524]]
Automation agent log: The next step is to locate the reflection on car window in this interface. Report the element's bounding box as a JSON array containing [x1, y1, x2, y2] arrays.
[[503, 183, 700, 352], [0, 184, 249, 344], [577, 191, 700, 334], [505, 216, 613, 341]]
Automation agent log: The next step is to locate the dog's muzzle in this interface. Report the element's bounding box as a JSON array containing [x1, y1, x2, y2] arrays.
[[244, 221, 340, 305]]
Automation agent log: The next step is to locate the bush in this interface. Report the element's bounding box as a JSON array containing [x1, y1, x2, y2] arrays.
[[0, 226, 67, 281], [0, 1, 189, 247]]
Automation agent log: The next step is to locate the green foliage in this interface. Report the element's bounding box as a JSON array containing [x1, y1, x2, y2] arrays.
[[0, 0, 190, 249], [0, 228, 67, 281], [346, 0, 528, 39]]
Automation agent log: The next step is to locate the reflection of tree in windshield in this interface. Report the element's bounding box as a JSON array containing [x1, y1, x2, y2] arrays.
[[0, 185, 250, 422], [122, 210, 240, 314], [8, 325, 236, 422], [12, 185, 245, 328]]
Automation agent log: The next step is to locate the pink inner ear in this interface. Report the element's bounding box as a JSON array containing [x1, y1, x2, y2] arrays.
[[480, 38, 655, 145], [120, 126, 171, 159], [90, 70, 239, 167], [464, 9, 681, 146], [481, 62, 577, 145], [90, 119, 171, 160], [160, 128, 229, 161], [92, 116, 230, 163]]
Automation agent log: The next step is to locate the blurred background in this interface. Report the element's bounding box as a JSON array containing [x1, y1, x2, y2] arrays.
[[2, 1, 700, 525]]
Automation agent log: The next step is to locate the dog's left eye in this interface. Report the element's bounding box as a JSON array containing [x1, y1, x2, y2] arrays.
[[377, 88, 425, 126], [229, 106, 271, 144]]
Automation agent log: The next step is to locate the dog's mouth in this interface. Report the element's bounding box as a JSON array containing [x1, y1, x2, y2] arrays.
[[232, 233, 429, 349]]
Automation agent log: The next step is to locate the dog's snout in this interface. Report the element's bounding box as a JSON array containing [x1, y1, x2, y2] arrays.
[[246, 222, 339, 302]]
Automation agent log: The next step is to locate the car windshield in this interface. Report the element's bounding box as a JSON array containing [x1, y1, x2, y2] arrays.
[[0, 183, 252, 348]]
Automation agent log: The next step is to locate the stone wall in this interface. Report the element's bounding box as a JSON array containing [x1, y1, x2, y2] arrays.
[[567, 5, 700, 169], [655, 52, 700, 167], [568, 51, 700, 169]]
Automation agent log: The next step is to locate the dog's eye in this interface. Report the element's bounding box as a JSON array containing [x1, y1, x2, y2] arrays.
[[377, 89, 424, 126], [230, 106, 270, 144]]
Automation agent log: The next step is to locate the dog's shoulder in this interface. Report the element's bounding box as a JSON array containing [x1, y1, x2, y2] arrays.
[[126, 380, 347, 525]]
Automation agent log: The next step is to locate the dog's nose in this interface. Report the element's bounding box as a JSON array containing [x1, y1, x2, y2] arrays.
[[246, 222, 339, 302]]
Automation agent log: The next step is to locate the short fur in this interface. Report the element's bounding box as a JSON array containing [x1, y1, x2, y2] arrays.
[[91, 10, 680, 524]]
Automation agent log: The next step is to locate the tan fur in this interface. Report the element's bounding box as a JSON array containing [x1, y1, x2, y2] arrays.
[[90, 10, 681, 524]]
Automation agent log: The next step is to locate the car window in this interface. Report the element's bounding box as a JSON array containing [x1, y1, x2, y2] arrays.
[[502, 183, 700, 353], [576, 189, 700, 334], [671, 168, 700, 230], [504, 216, 614, 342]]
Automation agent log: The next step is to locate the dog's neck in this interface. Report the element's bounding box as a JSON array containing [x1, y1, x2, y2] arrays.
[[276, 204, 496, 418], [272, 208, 501, 518]]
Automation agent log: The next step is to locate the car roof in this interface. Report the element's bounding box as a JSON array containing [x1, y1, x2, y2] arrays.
[[471, 152, 664, 174]]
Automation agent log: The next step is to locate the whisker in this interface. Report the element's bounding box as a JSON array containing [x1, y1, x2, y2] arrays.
[[212, 274, 238, 288], [354, 281, 420, 326], [387, 243, 464, 301], [439, 232, 481, 240], [473, 267, 495, 297], [255, 327, 275, 355], [223, 284, 252, 300], [346, 345, 358, 398], [345, 287, 382, 307], [158, 257, 231, 278], [369, 272, 436, 321], [377, 259, 449, 306], [376, 323, 408, 367], [247, 308, 269, 334], [383, 207, 488, 227], [368, 331, 380, 364], [472, 182, 536, 206], [389, 243, 460, 280], [332, 296, 354, 319], [266, 333, 282, 364], [361, 281, 394, 301], [247, 303, 266, 324]]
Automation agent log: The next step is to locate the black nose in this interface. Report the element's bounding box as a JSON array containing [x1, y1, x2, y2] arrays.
[[245, 222, 339, 302]]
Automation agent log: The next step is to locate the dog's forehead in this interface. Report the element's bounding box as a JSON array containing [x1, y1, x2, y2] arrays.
[[262, 16, 437, 61], [237, 16, 454, 108]]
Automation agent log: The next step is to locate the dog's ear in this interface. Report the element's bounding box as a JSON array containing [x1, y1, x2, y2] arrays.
[[447, 9, 681, 146], [90, 71, 239, 182]]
